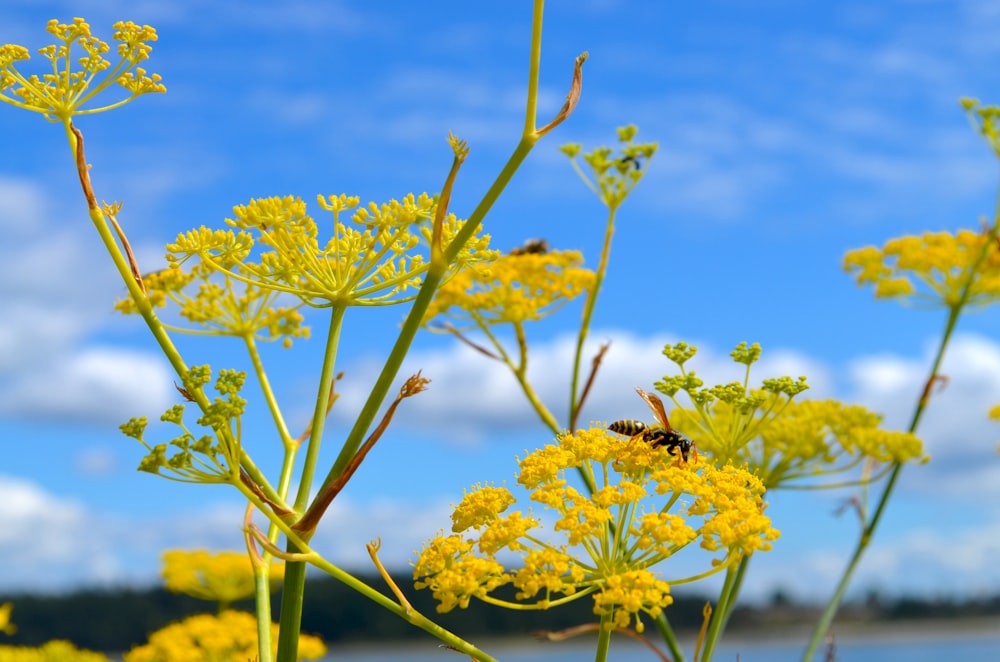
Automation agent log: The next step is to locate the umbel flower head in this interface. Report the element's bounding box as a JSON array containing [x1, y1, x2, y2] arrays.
[[166, 194, 496, 309], [123, 610, 326, 662], [120, 366, 247, 483], [115, 261, 310, 349], [0, 18, 165, 121], [843, 229, 1000, 309], [423, 247, 595, 328], [413, 429, 778, 633], [655, 342, 926, 490], [560, 124, 658, 209], [162, 549, 284, 610]]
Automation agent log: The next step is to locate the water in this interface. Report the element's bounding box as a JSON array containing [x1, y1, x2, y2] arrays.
[[326, 627, 1000, 661]]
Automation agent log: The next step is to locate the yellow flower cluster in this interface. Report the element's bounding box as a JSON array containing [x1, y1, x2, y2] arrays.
[[123, 610, 325, 662], [0, 18, 164, 121], [0, 641, 111, 662], [162, 550, 284, 609], [843, 229, 1000, 308], [658, 343, 926, 489], [0, 603, 13, 636], [560, 124, 658, 209], [424, 249, 595, 327], [115, 262, 310, 348], [120, 366, 247, 483], [414, 428, 778, 632], [961, 97, 1000, 157], [166, 194, 495, 309]]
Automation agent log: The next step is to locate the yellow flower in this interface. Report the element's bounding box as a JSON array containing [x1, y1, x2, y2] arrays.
[[424, 249, 594, 327], [0, 18, 164, 121], [0, 603, 15, 636], [657, 342, 925, 489], [123, 610, 325, 662], [167, 194, 495, 308], [162, 550, 284, 610], [450, 484, 517, 533], [414, 427, 778, 633], [843, 229, 1000, 309], [592, 569, 672, 633], [115, 262, 311, 348], [561, 124, 659, 209], [0, 640, 112, 662], [412, 536, 512, 613]]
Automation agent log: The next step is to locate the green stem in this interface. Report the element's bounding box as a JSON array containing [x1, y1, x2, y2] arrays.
[[595, 614, 613, 662], [275, 560, 308, 662], [311, 113, 540, 511], [569, 205, 617, 430], [275, 306, 345, 662], [511, 323, 563, 433], [63, 124, 284, 508], [306, 555, 499, 662], [651, 612, 685, 662], [699, 557, 748, 661], [243, 335, 301, 662], [801, 217, 1000, 661], [294, 305, 347, 510], [699, 563, 741, 661], [253, 565, 274, 662], [245, 335, 294, 448]]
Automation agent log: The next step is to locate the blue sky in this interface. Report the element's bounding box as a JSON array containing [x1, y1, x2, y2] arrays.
[[2, 0, 1000, 607]]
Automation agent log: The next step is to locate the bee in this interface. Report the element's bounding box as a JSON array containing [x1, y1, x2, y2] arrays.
[[509, 238, 549, 256], [608, 387, 693, 462]]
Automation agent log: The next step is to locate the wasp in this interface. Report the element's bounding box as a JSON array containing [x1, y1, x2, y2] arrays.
[[608, 387, 693, 462], [509, 238, 549, 256]]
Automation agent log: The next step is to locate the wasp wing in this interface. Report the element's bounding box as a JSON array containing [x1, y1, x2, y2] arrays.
[[635, 387, 673, 432]]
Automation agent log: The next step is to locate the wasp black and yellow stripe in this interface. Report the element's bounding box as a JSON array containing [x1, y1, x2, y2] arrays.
[[608, 419, 647, 436]]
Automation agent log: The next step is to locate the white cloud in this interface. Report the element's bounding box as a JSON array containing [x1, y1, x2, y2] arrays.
[[0, 176, 45, 234], [0, 475, 250, 591], [0, 474, 454, 591], [846, 333, 1000, 462], [0, 346, 173, 425], [0, 178, 175, 427], [334, 330, 831, 444]]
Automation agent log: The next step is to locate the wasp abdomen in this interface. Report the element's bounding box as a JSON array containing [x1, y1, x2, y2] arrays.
[[608, 419, 648, 436]]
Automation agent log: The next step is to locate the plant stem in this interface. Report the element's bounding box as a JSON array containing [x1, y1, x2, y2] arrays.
[[800, 218, 1000, 661], [274, 306, 345, 662], [569, 205, 617, 430], [651, 612, 685, 662], [699, 562, 741, 661], [594, 614, 613, 662]]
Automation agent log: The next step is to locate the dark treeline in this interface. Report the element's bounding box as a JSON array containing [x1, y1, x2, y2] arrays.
[[2, 576, 999, 653]]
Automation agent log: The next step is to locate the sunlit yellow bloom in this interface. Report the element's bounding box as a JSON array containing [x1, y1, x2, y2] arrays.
[[0, 603, 14, 636], [843, 230, 1000, 308], [412, 535, 512, 613], [424, 249, 594, 327], [414, 428, 777, 633], [451, 484, 517, 532], [115, 262, 310, 348], [0, 18, 164, 121], [592, 569, 672, 633], [167, 194, 495, 309], [122, 610, 325, 662], [162, 550, 284, 611], [659, 343, 926, 489], [0, 640, 112, 661]]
